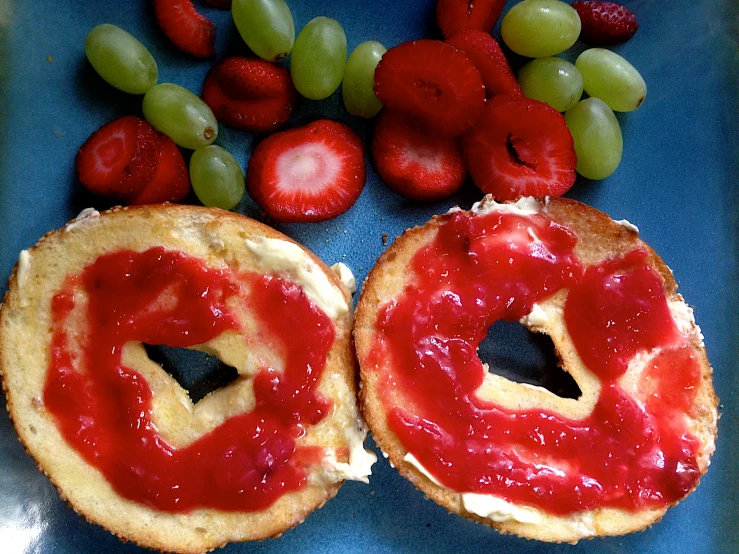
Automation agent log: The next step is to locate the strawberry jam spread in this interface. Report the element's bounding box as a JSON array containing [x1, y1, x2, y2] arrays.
[[44, 247, 334, 512], [369, 208, 703, 515]]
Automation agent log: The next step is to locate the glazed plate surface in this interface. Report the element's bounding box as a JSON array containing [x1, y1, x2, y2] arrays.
[[0, 1, 737, 552]]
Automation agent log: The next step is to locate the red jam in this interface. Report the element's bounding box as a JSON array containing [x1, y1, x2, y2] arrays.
[[44, 247, 335, 512], [368, 210, 702, 515]]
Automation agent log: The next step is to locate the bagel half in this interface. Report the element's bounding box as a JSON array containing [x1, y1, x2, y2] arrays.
[[354, 196, 717, 543], [0, 205, 375, 553]]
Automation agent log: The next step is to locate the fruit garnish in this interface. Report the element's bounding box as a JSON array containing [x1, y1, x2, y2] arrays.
[[572, 1, 638, 46], [190, 145, 245, 209], [518, 57, 583, 112], [445, 30, 520, 98], [373, 40, 485, 137], [84, 24, 158, 95], [565, 97, 622, 180], [153, 0, 216, 58], [232, 0, 295, 62], [371, 110, 466, 201], [201, 57, 297, 133], [290, 17, 347, 101], [501, 0, 581, 58], [131, 137, 191, 205], [343, 41, 387, 118], [576, 48, 646, 112], [436, 0, 506, 39], [143, 83, 218, 150], [246, 120, 365, 222], [463, 95, 576, 200], [117, 117, 162, 197], [76, 116, 190, 204]]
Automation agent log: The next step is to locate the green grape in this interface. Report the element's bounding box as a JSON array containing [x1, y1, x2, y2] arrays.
[[190, 146, 245, 210], [342, 41, 386, 118], [232, 0, 295, 62], [565, 98, 622, 180], [84, 24, 158, 94], [501, 0, 581, 58], [142, 84, 218, 150], [575, 49, 647, 112], [518, 57, 582, 112], [290, 17, 347, 101]]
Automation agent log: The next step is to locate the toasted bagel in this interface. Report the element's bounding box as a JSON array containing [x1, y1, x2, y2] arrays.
[[0, 204, 375, 553], [354, 196, 717, 543]]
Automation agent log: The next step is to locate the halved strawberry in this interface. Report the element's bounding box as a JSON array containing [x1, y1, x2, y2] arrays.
[[131, 137, 190, 205], [76, 116, 190, 205], [246, 120, 365, 222], [436, 0, 507, 39], [445, 30, 521, 98], [374, 40, 485, 137], [153, 0, 216, 58], [572, 1, 639, 46], [372, 110, 466, 201], [76, 116, 140, 195], [462, 96, 577, 201], [201, 57, 298, 133], [117, 119, 162, 198]]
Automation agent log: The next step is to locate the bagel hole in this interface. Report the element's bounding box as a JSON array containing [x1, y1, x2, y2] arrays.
[[479, 321, 581, 400], [144, 345, 239, 404]]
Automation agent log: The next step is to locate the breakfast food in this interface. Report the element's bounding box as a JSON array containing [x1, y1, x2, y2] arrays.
[[572, 1, 639, 45], [445, 30, 521, 99], [463, 96, 577, 200], [436, 0, 506, 39], [201, 57, 298, 133], [373, 40, 485, 137], [371, 110, 466, 201], [246, 119, 365, 222], [355, 196, 717, 543], [153, 0, 216, 58], [0, 205, 376, 553], [75, 116, 190, 205]]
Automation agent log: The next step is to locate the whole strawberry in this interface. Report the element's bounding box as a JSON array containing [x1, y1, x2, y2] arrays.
[[572, 1, 639, 46]]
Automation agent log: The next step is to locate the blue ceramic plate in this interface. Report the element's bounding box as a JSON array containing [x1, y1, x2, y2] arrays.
[[1, 1, 737, 553]]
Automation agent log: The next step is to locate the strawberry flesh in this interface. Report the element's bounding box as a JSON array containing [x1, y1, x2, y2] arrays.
[[154, 0, 216, 58], [446, 30, 521, 98], [76, 116, 139, 194], [436, 0, 507, 39], [374, 40, 485, 137], [202, 57, 298, 133], [246, 120, 365, 222], [117, 119, 162, 198], [463, 95, 577, 201], [572, 1, 639, 46], [131, 137, 190, 205], [76, 116, 190, 205], [372, 110, 466, 201]]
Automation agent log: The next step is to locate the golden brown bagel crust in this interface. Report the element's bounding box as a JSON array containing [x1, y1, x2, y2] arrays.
[[0, 204, 362, 553], [354, 196, 718, 543]]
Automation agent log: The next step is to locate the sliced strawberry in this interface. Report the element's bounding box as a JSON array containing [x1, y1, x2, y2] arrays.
[[372, 110, 466, 201], [204, 0, 231, 8], [131, 137, 190, 205], [445, 30, 521, 98], [436, 0, 507, 39], [117, 119, 162, 198], [201, 57, 298, 133], [246, 120, 365, 222], [153, 0, 216, 58], [374, 40, 485, 137], [572, 1, 639, 46], [463, 96, 577, 201], [76, 116, 141, 196]]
